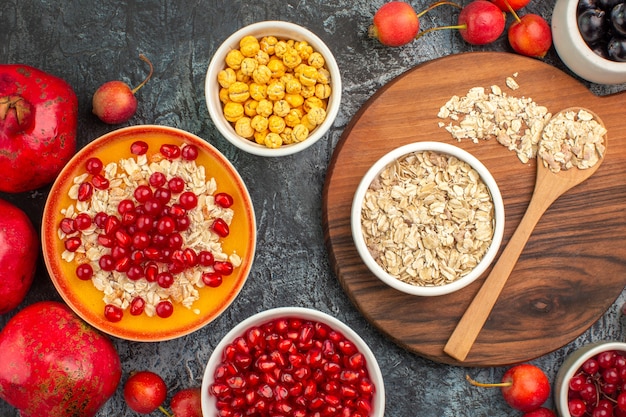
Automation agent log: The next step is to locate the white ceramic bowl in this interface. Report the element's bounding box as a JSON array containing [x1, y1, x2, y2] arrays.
[[552, 0, 626, 84], [555, 341, 626, 416], [351, 141, 505, 297], [205, 21, 342, 157], [201, 307, 385, 417]]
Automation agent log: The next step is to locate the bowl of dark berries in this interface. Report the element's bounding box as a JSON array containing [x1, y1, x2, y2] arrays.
[[555, 340, 626, 416], [42, 125, 257, 341], [201, 307, 385, 417], [552, 0, 626, 84]]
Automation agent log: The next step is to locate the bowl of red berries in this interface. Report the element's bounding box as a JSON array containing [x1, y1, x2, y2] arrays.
[[555, 340, 626, 417], [41, 125, 257, 342], [552, 0, 626, 84], [201, 307, 385, 417]]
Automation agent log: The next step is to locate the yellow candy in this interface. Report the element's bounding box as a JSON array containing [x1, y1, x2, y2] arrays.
[[234, 117, 254, 138], [284, 78, 302, 94], [300, 114, 317, 131], [268, 115, 286, 133], [298, 65, 318, 86], [272, 99, 290, 117], [274, 41, 289, 58], [267, 58, 286, 79], [264, 132, 283, 148], [251, 115, 269, 132], [259, 36, 278, 54], [295, 41, 313, 60], [303, 96, 325, 113], [219, 87, 230, 104], [256, 99, 273, 118], [291, 124, 309, 143], [315, 84, 331, 100], [254, 129, 269, 145], [255, 50, 270, 66], [282, 48, 302, 69], [300, 84, 315, 98], [284, 109, 302, 127], [217, 68, 237, 88], [239, 35, 260, 57], [223, 102, 244, 122], [228, 81, 250, 103], [235, 69, 250, 83], [307, 107, 326, 126], [308, 52, 325, 69], [281, 127, 294, 144], [240, 57, 258, 76], [244, 99, 259, 117], [225, 49, 245, 70], [249, 83, 267, 101], [266, 81, 285, 101], [252, 65, 272, 85], [317, 68, 331, 85], [284, 93, 304, 109]]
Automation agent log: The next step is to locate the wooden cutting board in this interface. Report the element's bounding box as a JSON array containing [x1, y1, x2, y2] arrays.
[[322, 51, 626, 367]]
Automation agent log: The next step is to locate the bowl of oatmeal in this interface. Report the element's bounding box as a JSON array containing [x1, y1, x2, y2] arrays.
[[205, 20, 342, 157], [201, 307, 385, 417], [351, 141, 505, 297], [42, 125, 257, 341]]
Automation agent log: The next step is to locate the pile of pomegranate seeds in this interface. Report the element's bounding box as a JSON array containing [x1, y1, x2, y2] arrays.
[[58, 140, 240, 322], [568, 350, 626, 417], [209, 317, 376, 417]]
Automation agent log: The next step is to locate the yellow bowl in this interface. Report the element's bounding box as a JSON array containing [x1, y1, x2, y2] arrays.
[[42, 125, 256, 341]]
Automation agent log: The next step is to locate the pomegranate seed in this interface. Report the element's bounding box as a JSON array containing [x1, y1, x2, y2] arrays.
[[156, 300, 174, 318], [198, 250, 215, 266], [214, 261, 234, 275], [111, 245, 129, 260], [212, 218, 230, 237], [156, 216, 176, 235], [127, 265, 145, 280], [77, 182, 93, 201], [176, 216, 191, 231], [91, 174, 109, 190], [179, 191, 198, 210], [76, 263, 94, 280], [130, 140, 149, 155], [134, 185, 153, 203], [115, 229, 132, 247], [181, 144, 199, 160], [104, 215, 121, 235], [160, 143, 181, 159], [75, 213, 92, 230], [157, 272, 174, 288], [144, 262, 159, 282], [94, 211, 108, 228], [154, 187, 172, 204], [149, 171, 167, 187], [144, 247, 161, 261], [347, 352, 366, 370], [168, 203, 187, 218], [168, 176, 185, 193], [104, 304, 123, 322], [97, 234, 114, 248], [215, 192, 234, 208], [130, 297, 145, 315], [64, 237, 81, 252], [136, 214, 154, 232], [132, 231, 151, 249], [202, 272, 222, 287], [167, 232, 184, 250], [144, 198, 163, 215], [85, 157, 103, 174], [60, 217, 76, 234], [117, 199, 135, 214], [115, 256, 131, 273]]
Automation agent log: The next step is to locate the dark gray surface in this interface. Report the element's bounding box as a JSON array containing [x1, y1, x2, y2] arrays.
[[2, 1, 626, 416]]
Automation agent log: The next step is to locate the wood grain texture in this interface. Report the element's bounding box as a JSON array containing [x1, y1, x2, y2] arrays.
[[322, 51, 626, 367]]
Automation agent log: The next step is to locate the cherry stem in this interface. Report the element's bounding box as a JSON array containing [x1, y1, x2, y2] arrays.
[[158, 405, 173, 417], [131, 54, 154, 94], [415, 23, 467, 41], [466, 374, 513, 388], [503, 0, 521, 22], [416, 1, 462, 18]]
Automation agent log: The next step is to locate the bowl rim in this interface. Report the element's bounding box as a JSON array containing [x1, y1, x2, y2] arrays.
[[350, 141, 505, 297], [555, 340, 626, 416], [204, 20, 342, 157], [201, 306, 386, 417], [552, 0, 626, 83], [41, 124, 257, 341]]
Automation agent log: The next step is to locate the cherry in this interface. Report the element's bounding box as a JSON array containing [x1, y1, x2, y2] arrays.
[[467, 363, 550, 412], [521, 407, 557, 417], [169, 387, 202, 417], [92, 55, 154, 125], [490, 0, 530, 11], [123, 370, 168, 414], [368, 1, 420, 47], [508, 12, 552, 58]]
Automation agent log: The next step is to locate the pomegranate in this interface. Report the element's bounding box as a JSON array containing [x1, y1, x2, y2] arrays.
[[0, 198, 38, 314], [0, 64, 78, 193], [0, 301, 122, 417]]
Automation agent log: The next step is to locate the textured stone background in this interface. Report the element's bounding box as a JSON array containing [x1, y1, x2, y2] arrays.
[[2, 1, 626, 416]]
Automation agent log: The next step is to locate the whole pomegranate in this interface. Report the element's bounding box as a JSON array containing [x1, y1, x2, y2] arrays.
[[0, 64, 78, 193], [0, 301, 122, 417], [0, 198, 38, 314]]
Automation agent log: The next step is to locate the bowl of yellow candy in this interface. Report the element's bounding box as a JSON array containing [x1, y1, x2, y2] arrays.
[[205, 21, 342, 157]]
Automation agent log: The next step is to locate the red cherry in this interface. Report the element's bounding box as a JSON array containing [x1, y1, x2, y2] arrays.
[[123, 370, 167, 414]]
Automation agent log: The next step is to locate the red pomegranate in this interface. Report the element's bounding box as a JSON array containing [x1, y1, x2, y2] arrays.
[[0, 301, 122, 416], [0, 198, 38, 314]]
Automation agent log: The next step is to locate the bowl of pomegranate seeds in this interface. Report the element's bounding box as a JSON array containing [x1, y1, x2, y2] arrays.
[[205, 20, 342, 157], [555, 340, 626, 417], [201, 307, 385, 417], [42, 125, 257, 341]]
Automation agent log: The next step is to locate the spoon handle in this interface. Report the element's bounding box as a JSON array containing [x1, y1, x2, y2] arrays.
[[443, 184, 558, 362]]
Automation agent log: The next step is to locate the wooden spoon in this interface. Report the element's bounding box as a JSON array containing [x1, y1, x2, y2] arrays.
[[443, 108, 608, 362]]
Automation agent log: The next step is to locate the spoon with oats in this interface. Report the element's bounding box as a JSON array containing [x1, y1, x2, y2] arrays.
[[444, 107, 607, 362]]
